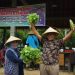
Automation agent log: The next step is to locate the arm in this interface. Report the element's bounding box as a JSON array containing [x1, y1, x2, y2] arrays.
[[6, 50, 23, 63], [63, 29, 74, 42], [30, 23, 42, 41]]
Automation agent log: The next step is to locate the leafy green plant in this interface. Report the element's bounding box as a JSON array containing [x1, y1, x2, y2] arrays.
[[20, 46, 42, 64], [26, 13, 39, 24], [69, 19, 75, 30]]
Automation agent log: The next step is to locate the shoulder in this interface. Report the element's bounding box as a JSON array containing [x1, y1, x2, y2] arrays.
[[6, 48, 14, 54], [6, 49, 15, 57]]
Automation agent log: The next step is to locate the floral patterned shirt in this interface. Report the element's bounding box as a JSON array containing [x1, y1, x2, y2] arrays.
[[42, 38, 63, 65]]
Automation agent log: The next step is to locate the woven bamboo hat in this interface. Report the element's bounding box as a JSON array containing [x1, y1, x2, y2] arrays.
[[43, 27, 59, 35], [5, 36, 21, 45], [28, 31, 34, 35]]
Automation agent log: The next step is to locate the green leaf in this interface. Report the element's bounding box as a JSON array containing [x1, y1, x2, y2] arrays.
[[69, 19, 75, 30], [20, 46, 42, 64], [26, 13, 39, 24]]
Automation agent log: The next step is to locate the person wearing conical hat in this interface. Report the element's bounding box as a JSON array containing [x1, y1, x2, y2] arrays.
[[26, 30, 40, 69], [30, 23, 75, 75], [5, 36, 21, 45], [26, 30, 40, 48], [28, 31, 34, 35], [4, 36, 24, 75]]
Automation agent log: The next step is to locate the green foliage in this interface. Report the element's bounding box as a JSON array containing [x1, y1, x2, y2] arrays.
[[0, 29, 10, 44], [20, 46, 42, 64], [26, 13, 39, 24], [15, 28, 45, 45], [68, 32, 75, 48], [6, 30, 10, 39], [57, 28, 75, 48], [64, 31, 75, 48], [15, 30, 28, 44], [0, 29, 3, 42], [37, 28, 45, 35], [56, 28, 66, 39]]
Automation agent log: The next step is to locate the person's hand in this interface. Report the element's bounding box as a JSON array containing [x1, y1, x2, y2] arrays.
[[30, 22, 35, 26], [29, 22, 35, 29]]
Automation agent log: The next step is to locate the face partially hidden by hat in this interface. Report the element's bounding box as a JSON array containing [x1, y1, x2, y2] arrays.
[[43, 27, 59, 40], [5, 36, 21, 48]]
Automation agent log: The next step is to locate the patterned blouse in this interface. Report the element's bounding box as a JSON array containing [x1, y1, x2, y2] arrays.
[[41, 38, 63, 65]]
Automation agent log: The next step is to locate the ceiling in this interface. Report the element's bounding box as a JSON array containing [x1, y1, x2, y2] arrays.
[[0, 0, 75, 28]]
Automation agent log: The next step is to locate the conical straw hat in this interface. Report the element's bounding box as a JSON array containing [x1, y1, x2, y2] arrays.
[[28, 31, 34, 34], [5, 36, 21, 45], [43, 27, 59, 35]]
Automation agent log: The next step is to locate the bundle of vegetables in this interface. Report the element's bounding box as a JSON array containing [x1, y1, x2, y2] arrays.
[[69, 19, 75, 30], [20, 46, 42, 64], [26, 13, 39, 24]]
